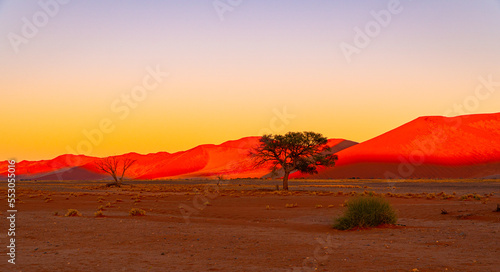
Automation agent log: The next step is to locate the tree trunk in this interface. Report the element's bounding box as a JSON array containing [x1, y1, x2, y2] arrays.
[[112, 175, 120, 187], [282, 171, 290, 191]]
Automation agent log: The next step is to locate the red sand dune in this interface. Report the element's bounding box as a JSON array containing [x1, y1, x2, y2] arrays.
[[303, 113, 500, 179], [106, 137, 351, 180], [0, 137, 353, 181], [2, 113, 499, 180], [0, 154, 97, 180]]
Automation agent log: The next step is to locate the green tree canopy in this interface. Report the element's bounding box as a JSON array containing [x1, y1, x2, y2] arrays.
[[250, 131, 338, 190]]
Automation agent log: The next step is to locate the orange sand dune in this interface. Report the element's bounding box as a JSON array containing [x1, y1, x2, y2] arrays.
[[304, 113, 500, 179], [0, 137, 352, 180], [2, 113, 499, 180], [0, 154, 97, 179], [335, 113, 500, 165], [122, 137, 351, 180]]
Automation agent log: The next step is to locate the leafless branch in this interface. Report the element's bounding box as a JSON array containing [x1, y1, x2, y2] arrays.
[[95, 157, 136, 186]]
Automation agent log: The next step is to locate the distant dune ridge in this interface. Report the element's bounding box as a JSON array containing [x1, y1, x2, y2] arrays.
[[1, 113, 499, 180], [299, 112, 500, 179]]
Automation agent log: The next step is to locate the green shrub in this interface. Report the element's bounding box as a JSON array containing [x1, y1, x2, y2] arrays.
[[333, 197, 397, 230]]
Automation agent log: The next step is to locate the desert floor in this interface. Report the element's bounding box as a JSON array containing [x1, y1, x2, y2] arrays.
[[1, 179, 499, 272]]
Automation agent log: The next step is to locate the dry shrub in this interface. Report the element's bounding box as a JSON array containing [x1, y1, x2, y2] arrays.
[[129, 208, 146, 216], [65, 209, 82, 217], [94, 211, 104, 217], [459, 194, 482, 201]]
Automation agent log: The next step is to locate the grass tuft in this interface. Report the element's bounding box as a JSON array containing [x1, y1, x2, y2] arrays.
[[94, 210, 104, 217], [65, 209, 82, 217], [333, 197, 397, 230], [459, 193, 482, 201], [129, 208, 146, 216]]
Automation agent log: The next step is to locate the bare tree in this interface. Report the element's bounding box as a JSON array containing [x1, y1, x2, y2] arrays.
[[250, 131, 338, 190], [216, 174, 225, 186], [95, 157, 136, 186]]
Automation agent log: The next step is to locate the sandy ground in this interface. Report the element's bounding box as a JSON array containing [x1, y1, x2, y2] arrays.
[[1, 179, 499, 272]]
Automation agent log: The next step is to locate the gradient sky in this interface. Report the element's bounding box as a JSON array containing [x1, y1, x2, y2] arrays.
[[1, 0, 499, 161]]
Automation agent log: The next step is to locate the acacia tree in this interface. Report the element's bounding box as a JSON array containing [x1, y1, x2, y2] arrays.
[[95, 157, 136, 186], [250, 131, 338, 190]]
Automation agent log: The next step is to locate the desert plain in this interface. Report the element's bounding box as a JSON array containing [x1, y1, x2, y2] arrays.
[[1, 179, 499, 272]]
